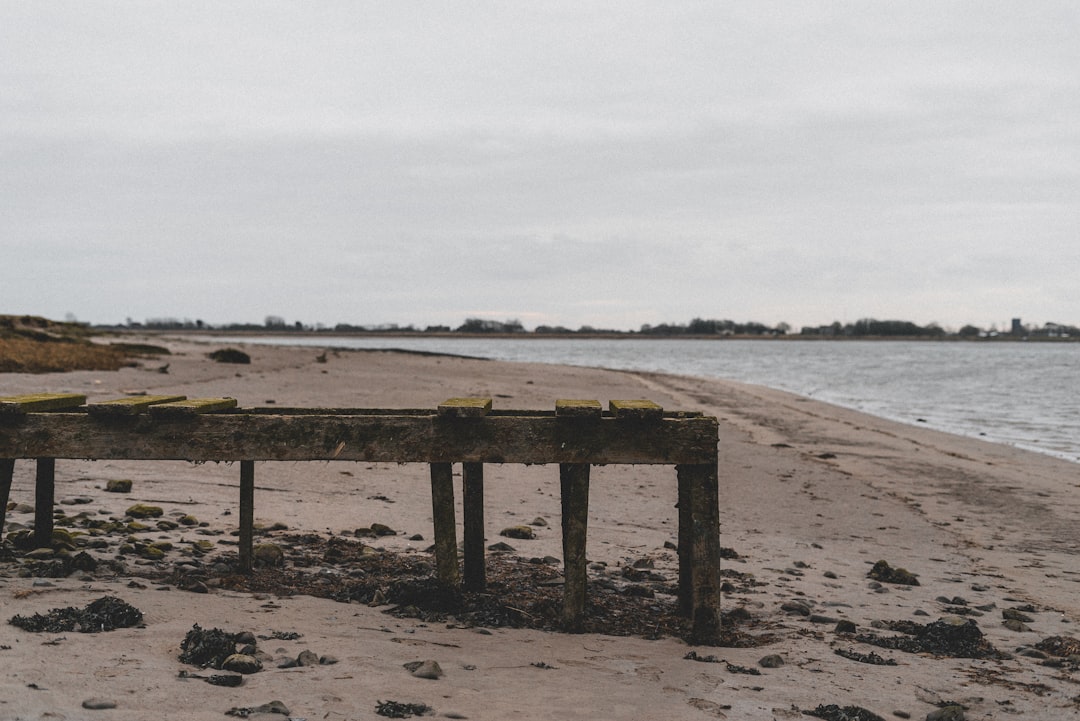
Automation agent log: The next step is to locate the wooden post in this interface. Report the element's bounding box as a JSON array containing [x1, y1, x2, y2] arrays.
[[556, 400, 601, 632], [0, 458, 14, 538], [34, 458, 55, 549], [239, 460, 255, 572], [462, 462, 485, 591], [677, 464, 694, 618], [678, 463, 723, 645], [560, 463, 590, 632], [429, 462, 459, 587], [432, 398, 491, 590]]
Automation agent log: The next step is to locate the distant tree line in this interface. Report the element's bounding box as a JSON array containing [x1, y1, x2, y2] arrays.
[[115, 316, 1078, 340]]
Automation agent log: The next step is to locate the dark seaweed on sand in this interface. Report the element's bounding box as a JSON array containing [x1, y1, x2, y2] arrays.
[[179, 624, 243, 669], [8, 596, 142, 633], [855, 618, 1003, 659], [805, 704, 885, 721]]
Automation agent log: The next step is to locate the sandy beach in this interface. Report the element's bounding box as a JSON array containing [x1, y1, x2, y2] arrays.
[[2, 337, 1080, 720]]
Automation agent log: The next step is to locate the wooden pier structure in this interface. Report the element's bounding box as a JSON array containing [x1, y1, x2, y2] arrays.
[[0, 392, 723, 643]]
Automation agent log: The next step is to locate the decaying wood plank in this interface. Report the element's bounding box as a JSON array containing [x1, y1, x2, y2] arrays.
[[87, 395, 188, 417], [147, 397, 238, 417], [555, 399, 602, 418], [0, 458, 14, 537], [429, 462, 460, 587], [239, 461, 255, 572], [0, 393, 86, 416], [462, 462, 485, 592], [560, 462, 590, 632], [609, 399, 664, 421], [0, 414, 718, 464], [34, 458, 55, 549], [679, 463, 723, 645], [437, 397, 492, 418]]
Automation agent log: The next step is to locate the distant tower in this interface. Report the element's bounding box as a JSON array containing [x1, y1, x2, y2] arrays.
[[1011, 318, 1024, 335]]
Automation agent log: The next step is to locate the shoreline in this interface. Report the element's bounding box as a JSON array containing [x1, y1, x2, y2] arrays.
[[3, 337, 1080, 719]]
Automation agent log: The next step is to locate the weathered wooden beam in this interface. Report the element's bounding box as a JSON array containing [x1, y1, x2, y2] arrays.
[[462, 462, 485, 592], [554, 399, 602, 418], [609, 399, 663, 421], [679, 463, 723, 645], [0, 414, 718, 464], [429, 462, 460, 587], [560, 462, 590, 632], [0, 393, 86, 417], [238, 461, 255, 572], [556, 399, 599, 632], [148, 398, 237, 417], [0, 458, 14, 538], [437, 397, 493, 418], [34, 458, 55, 549], [87, 395, 188, 417]]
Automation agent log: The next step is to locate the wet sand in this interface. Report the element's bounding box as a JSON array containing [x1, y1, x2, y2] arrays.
[[2, 337, 1079, 720]]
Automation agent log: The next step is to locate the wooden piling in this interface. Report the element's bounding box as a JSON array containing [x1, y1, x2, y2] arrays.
[[560, 462, 590, 632], [239, 460, 255, 572], [0, 458, 14, 538], [429, 462, 460, 586], [34, 458, 55, 549], [678, 463, 723, 645], [462, 462, 485, 591], [557, 400, 601, 632]]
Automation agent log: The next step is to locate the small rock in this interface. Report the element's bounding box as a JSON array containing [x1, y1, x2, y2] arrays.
[[780, 600, 811, 616], [487, 541, 515, 552], [868, 560, 919, 586], [296, 649, 320, 666], [370, 523, 396, 536], [1003, 618, 1031, 633], [221, 653, 263, 674], [926, 705, 965, 721], [105, 479, 132, 493], [25, 548, 56, 560], [1003, 608, 1034, 623], [835, 620, 858, 634], [409, 659, 444, 679], [758, 654, 784, 668], [125, 503, 164, 519], [320, 654, 339, 665], [500, 526, 535, 540], [82, 698, 118, 710], [529, 517, 548, 527]]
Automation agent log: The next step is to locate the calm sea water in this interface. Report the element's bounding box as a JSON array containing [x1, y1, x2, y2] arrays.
[[205, 336, 1080, 464]]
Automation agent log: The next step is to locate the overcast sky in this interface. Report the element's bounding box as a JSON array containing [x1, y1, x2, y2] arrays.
[[3, 2, 1078, 331]]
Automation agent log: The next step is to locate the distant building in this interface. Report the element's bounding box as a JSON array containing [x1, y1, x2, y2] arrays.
[[1011, 318, 1024, 335]]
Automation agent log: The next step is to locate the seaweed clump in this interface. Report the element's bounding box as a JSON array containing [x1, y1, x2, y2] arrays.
[[856, 618, 1003, 659], [179, 624, 246, 669], [805, 705, 885, 721], [8, 596, 143, 633]]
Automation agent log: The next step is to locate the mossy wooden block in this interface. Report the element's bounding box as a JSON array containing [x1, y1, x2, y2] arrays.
[[555, 399, 602, 418], [0, 393, 86, 416], [148, 397, 237, 417], [609, 399, 664, 421], [87, 395, 188, 417], [437, 397, 492, 418]]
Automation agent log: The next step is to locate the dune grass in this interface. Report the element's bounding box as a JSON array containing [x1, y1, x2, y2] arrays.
[[0, 315, 167, 373]]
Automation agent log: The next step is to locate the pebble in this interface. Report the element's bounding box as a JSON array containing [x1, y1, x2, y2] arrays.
[[296, 650, 320, 667], [82, 698, 118, 710], [221, 653, 263, 674], [410, 660, 444, 680], [780, 600, 811, 616], [758, 654, 784, 668], [926, 705, 965, 721]]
